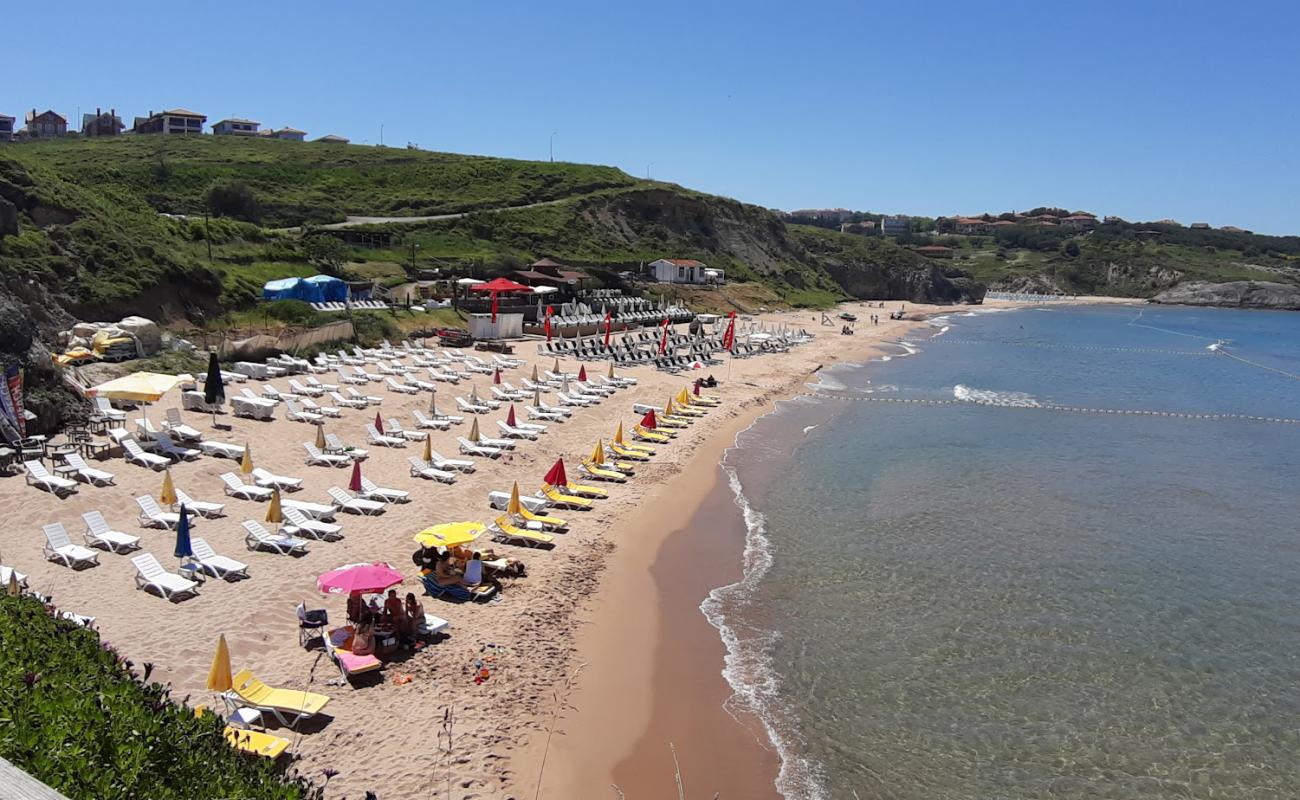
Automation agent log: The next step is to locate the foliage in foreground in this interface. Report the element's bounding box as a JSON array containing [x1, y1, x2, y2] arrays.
[[0, 595, 318, 800]]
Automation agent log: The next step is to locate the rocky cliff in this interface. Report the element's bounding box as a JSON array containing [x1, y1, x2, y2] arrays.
[[1150, 281, 1300, 310]]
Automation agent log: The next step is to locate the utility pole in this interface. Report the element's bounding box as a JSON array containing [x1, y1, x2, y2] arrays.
[[204, 212, 213, 262], [549, 131, 557, 162], [646, 163, 653, 180], [380, 124, 385, 147], [409, 242, 420, 274]]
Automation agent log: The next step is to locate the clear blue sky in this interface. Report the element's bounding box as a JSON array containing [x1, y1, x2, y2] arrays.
[[8, 1, 1299, 233]]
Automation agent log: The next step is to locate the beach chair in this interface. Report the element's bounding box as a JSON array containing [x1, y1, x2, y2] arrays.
[[427, 448, 475, 473], [136, 495, 185, 529], [279, 497, 337, 521], [296, 602, 330, 647], [242, 521, 310, 555], [345, 387, 382, 406], [299, 397, 341, 418], [303, 443, 350, 468], [384, 418, 427, 441], [23, 460, 80, 498], [81, 511, 141, 553], [495, 420, 538, 440], [325, 626, 384, 685], [326, 486, 386, 516], [163, 408, 204, 442], [455, 396, 490, 414], [359, 476, 410, 504], [330, 390, 369, 410], [224, 725, 291, 760], [155, 432, 201, 461], [281, 507, 344, 541], [323, 434, 368, 461], [252, 467, 304, 492], [289, 379, 324, 397], [537, 399, 573, 417], [93, 396, 128, 422], [580, 458, 627, 482], [226, 669, 330, 728], [411, 409, 452, 431], [418, 571, 497, 603], [132, 553, 200, 601], [221, 472, 274, 501], [555, 392, 592, 408], [365, 424, 406, 448], [174, 487, 226, 518], [457, 437, 503, 459], [475, 431, 516, 450], [306, 376, 338, 392], [121, 438, 171, 470], [610, 442, 651, 461], [490, 516, 555, 548], [513, 504, 568, 532], [633, 425, 671, 444], [188, 537, 250, 580], [385, 376, 419, 395], [407, 456, 457, 483], [283, 400, 323, 424], [42, 523, 100, 568], [542, 484, 595, 509], [527, 405, 565, 423]]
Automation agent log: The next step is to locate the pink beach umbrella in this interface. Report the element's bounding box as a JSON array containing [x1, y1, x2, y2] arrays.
[[316, 562, 404, 596], [348, 460, 363, 493], [544, 457, 568, 487]]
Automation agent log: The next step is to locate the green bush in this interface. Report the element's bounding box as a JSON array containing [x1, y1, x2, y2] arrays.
[[0, 595, 318, 799], [261, 299, 326, 327]]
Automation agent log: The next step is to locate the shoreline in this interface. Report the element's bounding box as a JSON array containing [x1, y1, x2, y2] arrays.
[[524, 305, 947, 798]]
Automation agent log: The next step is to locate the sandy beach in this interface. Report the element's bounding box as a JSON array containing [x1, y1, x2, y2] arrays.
[[0, 299, 1042, 799]]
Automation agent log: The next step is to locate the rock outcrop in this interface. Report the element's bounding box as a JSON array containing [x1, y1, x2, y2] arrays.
[[1150, 281, 1300, 310]]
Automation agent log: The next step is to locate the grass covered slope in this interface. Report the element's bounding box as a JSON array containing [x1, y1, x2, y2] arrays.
[[0, 595, 317, 800], [5, 136, 642, 226]]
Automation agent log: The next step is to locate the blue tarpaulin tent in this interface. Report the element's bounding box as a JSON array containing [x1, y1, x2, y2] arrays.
[[261, 275, 348, 303]]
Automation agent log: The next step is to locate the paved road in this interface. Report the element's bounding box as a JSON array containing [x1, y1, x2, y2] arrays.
[[313, 198, 570, 230]]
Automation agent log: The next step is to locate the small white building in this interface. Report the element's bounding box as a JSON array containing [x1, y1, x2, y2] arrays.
[[261, 127, 307, 142], [467, 313, 523, 340], [649, 258, 723, 285], [881, 215, 911, 236], [212, 118, 261, 136]]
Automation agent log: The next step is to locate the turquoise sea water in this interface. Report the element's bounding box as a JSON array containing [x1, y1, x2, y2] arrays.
[[707, 304, 1300, 799]]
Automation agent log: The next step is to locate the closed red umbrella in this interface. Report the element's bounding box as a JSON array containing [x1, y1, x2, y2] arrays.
[[578, 365, 587, 382], [544, 457, 568, 487], [374, 411, 384, 434], [348, 459, 362, 492], [641, 410, 658, 429], [507, 404, 518, 428], [494, 368, 502, 385]]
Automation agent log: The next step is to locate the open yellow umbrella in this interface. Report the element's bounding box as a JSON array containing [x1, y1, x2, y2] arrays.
[[413, 521, 485, 549], [89, 371, 185, 404], [159, 469, 177, 506], [591, 439, 606, 465], [315, 422, 326, 450], [240, 444, 254, 475], [469, 417, 481, 442], [422, 433, 432, 462], [266, 488, 283, 524], [206, 633, 232, 692], [507, 481, 523, 515]]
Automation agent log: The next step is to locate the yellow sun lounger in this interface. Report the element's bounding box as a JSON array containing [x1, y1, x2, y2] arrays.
[[673, 405, 706, 417], [633, 425, 671, 443], [566, 480, 608, 498], [619, 441, 655, 455], [229, 669, 331, 727], [543, 484, 595, 508], [610, 442, 651, 461], [518, 505, 568, 531], [225, 725, 291, 759], [581, 459, 627, 482], [492, 516, 555, 547], [656, 416, 690, 429]]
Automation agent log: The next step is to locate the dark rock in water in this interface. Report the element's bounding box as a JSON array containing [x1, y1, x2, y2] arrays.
[[1150, 281, 1300, 311]]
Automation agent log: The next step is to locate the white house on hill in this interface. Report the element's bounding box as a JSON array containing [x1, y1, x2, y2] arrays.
[[649, 258, 724, 285]]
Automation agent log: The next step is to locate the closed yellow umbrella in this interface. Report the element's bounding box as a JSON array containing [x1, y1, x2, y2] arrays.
[[614, 421, 626, 445], [315, 422, 326, 450], [422, 433, 432, 462], [413, 521, 485, 549], [240, 444, 254, 475], [531, 364, 539, 383], [591, 439, 606, 465], [6, 571, 19, 598], [265, 488, 283, 524], [469, 417, 481, 442], [507, 481, 523, 515], [206, 633, 232, 692], [608, 362, 616, 380], [159, 469, 177, 506], [677, 388, 692, 406], [664, 397, 676, 416]]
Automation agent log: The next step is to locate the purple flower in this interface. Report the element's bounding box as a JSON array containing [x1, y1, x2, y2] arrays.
[[23, 672, 41, 688]]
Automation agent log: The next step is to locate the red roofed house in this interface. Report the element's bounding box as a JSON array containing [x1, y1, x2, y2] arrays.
[[954, 217, 992, 235], [132, 108, 206, 135], [914, 245, 954, 259], [650, 258, 723, 285], [1060, 214, 1099, 231]]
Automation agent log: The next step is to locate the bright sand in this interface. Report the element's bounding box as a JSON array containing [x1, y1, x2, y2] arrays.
[[1, 300, 1029, 799]]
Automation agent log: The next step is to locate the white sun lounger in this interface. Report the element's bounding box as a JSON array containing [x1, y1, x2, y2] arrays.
[[329, 390, 369, 409], [455, 396, 490, 414], [81, 511, 141, 553], [132, 553, 199, 601], [24, 460, 80, 498], [121, 438, 170, 470], [162, 408, 204, 442], [526, 406, 565, 423], [242, 521, 309, 555], [337, 369, 369, 386], [323, 434, 368, 461], [94, 396, 128, 422], [252, 467, 304, 492], [326, 486, 386, 516], [411, 410, 452, 431], [155, 432, 201, 461], [407, 456, 457, 483], [556, 392, 593, 408], [537, 399, 572, 417], [174, 487, 226, 518], [199, 440, 246, 459], [289, 379, 325, 397], [384, 419, 426, 441], [385, 376, 419, 395], [221, 472, 274, 501], [43, 523, 100, 568], [345, 387, 382, 406], [280, 497, 337, 521], [427, 448, 475, 473], [280, 507, 343, 540], [299, 397, 340, 418], [136, 495, 185, 529], [283, 400, 323, 424], [366, 424, 406, 448], [495, 420, 539, 440], [188, 537, 250, 580], [457, 437, 503, 458], [304, 443, 350, 468], [359, 476, 410, 503]]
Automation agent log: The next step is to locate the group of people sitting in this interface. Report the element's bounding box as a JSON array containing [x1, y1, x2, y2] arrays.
[[346, 589, 427, 650], [412, 544, 526, 590]]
